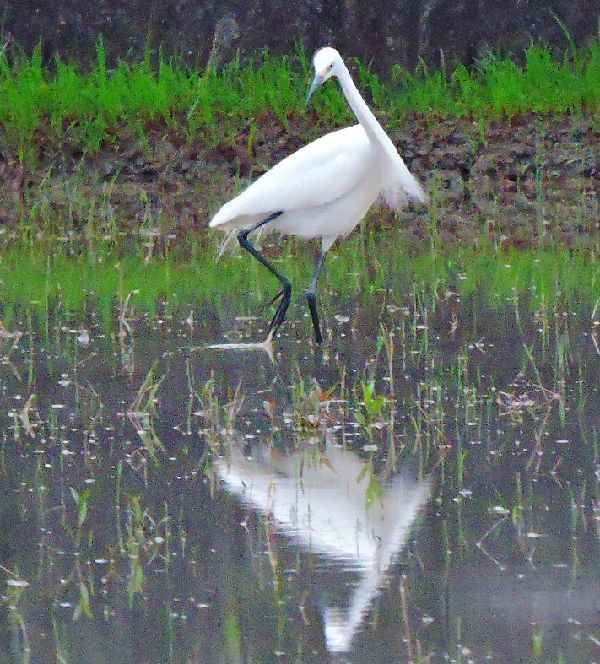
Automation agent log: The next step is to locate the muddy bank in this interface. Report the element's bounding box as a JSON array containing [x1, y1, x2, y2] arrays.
[[0, 114, 597, 251]]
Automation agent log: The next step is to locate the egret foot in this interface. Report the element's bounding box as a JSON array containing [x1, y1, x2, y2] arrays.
[[264, 287, 285, 311], [236, 211, 292, 338], [305, 291, 323, 344], [303, 252, 326, 344], [269, 281, 292, 336]]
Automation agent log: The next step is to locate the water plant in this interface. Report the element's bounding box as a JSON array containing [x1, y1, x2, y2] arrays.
[[355, 379, 390, 440], [127, 361, 165, 460]]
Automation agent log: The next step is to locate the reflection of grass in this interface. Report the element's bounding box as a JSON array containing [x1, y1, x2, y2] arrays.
[[0, 240, 597, 322], [0, 37, 598, 162]]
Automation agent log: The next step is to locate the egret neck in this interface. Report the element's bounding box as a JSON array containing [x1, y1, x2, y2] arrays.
[[337, 63, 398, 161]]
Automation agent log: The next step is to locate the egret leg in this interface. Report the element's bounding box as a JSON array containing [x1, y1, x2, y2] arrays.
[[305, 254, 326, 344], [237, 212, 291, 336]]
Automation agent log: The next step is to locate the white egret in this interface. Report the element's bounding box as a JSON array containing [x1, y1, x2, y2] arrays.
[[216, 436, 432, 652], [209, 46, 427, 343]]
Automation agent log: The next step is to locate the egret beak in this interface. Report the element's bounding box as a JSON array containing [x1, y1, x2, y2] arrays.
[[306, 74, 324, 106]]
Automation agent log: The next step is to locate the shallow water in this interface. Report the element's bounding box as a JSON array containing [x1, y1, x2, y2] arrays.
[[0, 282, 598, 663]]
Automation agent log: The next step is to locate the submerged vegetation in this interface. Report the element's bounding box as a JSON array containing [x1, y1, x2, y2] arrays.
[[0, 246, 598, 661], [0, 37, 598, 161]]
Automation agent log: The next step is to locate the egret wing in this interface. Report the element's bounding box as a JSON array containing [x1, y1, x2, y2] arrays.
[[209, 126, 372, 229]]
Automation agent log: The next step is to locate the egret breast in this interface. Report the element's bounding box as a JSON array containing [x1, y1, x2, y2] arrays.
[[272, 149, 384, 248]]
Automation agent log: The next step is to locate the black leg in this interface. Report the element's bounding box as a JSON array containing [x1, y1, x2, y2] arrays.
[[304, 253, 326, 344], [237, 212, 291, 336]]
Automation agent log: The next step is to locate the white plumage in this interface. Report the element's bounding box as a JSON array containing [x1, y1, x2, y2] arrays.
[[216, 436, 432, 652], [209, 46, 427, 342]]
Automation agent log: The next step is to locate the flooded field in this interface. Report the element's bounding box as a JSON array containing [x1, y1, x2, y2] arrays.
[[0, 240, 599, 663]]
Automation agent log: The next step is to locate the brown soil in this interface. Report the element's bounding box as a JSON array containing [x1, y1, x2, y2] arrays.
[[0, 113, 597, 251]]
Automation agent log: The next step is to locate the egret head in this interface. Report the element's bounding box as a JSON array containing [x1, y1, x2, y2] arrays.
[[307, 47, 343, 105]]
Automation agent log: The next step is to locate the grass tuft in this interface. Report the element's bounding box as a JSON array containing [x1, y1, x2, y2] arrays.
[[0, 38, 598, 162]]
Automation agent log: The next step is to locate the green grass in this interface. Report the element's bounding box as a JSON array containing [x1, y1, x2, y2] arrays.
[[0, 37, 598, 162], [388, 41, 600, 120], [0, 238, 598, 326]]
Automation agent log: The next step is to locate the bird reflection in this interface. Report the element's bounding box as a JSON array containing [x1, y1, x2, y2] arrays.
[[216, 435, 432, 653]]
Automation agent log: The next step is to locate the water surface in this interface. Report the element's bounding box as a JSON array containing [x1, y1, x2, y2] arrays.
[[0, 267, 598, 663]]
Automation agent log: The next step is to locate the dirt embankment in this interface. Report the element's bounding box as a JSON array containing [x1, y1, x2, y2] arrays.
[[0, 114, 597, 250]]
